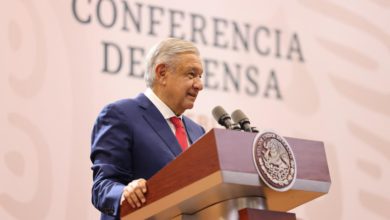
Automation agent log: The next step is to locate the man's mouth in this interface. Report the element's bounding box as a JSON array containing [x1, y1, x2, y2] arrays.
[[187, 92, 197, 99]]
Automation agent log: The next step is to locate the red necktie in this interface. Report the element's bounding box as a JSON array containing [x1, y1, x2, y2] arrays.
[[169, 117, 188, 151]]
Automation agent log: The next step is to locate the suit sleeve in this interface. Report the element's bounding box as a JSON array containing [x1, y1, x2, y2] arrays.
[[90, 103, 134, 217]]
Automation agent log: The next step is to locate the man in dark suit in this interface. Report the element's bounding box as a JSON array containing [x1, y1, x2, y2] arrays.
[[90, 38, 205, 220]]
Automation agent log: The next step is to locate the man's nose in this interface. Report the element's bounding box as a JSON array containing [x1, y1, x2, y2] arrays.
[[193, 77, 203, 90]]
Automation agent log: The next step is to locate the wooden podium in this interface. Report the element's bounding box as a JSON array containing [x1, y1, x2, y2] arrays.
[[120, 128, 331, 219]]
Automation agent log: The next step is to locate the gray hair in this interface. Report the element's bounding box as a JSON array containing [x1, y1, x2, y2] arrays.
[[144, 38, 200, 87]]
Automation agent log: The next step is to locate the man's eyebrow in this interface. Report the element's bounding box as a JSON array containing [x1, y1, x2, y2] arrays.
[[189, 66, 203, 72]]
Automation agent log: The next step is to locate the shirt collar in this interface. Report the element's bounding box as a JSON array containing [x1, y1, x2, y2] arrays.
[[144, 88, 181, 120]]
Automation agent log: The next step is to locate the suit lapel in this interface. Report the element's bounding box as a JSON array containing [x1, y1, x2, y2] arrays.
[[135, 93, 183, 156]]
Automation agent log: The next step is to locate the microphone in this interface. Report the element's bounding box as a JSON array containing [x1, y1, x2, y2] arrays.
[[231, 109, 253, 132], [212, 106, 240, 130]]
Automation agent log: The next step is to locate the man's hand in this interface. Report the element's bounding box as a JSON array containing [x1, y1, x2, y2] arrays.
[[120, 178, 147, 208]]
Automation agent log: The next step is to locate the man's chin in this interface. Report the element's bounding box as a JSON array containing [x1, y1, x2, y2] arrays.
[[186, 104, 194, 110], [184, 102, 195, 110]]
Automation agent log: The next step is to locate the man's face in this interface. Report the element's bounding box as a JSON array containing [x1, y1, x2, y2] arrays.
[[158, 53, 203, 115]]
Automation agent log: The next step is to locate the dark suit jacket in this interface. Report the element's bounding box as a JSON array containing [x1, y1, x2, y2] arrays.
[[90, 93, 205, 220]]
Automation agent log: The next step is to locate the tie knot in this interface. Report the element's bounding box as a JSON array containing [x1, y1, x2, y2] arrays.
[[170, 117, 183, 128]]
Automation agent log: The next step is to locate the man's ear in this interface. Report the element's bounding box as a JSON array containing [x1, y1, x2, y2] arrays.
[[155, 63, 167, 80]]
